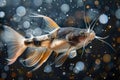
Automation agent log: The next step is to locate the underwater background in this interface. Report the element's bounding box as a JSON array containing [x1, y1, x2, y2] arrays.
[[0, 0, 120, 80]]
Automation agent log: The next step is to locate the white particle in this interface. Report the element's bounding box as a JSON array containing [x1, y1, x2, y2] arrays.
[[0, 0, 6, 7], [23, 21, 30, 29], [13, 14, 21, 22], [73, 67, 79, 74], [44, 64, 52, 73], [61, 4, 70, 14], [33, 27, 42, 36], [37, 9, 41, 12], [33, 0, 42, 6], [69, 50, 77, 59], [63, 72, 66, 75], [75, 61, 85, 71], [0, 11, 5, 18], [16, 6, 26, 17], [99, 14, 108, 24]]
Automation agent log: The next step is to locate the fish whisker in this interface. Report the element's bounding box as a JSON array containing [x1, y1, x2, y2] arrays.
[[95, 35, 109, 40], [95, 38, 116, 52]]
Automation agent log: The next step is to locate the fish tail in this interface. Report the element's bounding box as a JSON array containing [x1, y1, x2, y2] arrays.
[[0, 25, 27, 65]]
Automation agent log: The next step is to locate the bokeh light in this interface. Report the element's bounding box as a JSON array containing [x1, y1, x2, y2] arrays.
[[16, 6, 26, 17], [99, 14, 108, 24], [103, 54, 111, 63], [60, 4, 70, 14]]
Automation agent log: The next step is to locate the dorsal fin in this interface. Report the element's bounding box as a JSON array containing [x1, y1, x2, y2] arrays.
[[30, 13, 60, 32]]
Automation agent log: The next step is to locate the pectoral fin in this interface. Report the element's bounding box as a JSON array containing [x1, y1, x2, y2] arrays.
[[30, 48, 52, 71], [55, 47, 72, 67], [20, 47, 46, 67]]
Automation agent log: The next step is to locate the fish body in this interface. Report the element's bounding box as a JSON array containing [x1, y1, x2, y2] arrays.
[[0, 14, 96, 71]]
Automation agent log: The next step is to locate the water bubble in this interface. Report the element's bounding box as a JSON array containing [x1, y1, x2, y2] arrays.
[[0, 11, 5, 18], [0, 0, 6, 7], [77, 0, 83, 7], [33, 27, 42, 36], [1, 72, 7, 79], [4, 65, 9, 71], [73, 67, 79, 74], [61, 4, 70, 14], [44, 64, 52, 73], [75, 61, 85, 71], [45, 0, 52, 4], [115, 8, 120, 19], [69, 50, 77, 59], [23, 21, 30, 29], [33, 0, 42, 6], [13, 14, 21, 22], [25, 29, 33, 35], [16, 6, 26, 17], [99, 14, 108, 24], [63, 72, 66, 75]]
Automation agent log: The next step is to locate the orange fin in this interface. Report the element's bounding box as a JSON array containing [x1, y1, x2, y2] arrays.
[[55, 47, 72, 67], [30, 13, 60, 32], [1, 25, 27, 65], [30, 48, 52, 71], [20, 47, 46, 67]]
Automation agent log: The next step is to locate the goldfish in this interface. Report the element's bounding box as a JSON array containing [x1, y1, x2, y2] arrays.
[[0, 13, 114, 72]]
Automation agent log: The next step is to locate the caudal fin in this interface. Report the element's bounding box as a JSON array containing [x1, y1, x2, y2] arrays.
[[0, 25, 27, 65]]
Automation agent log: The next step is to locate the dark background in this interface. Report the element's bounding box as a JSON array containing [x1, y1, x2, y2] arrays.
[[0, 0, 120, 80]]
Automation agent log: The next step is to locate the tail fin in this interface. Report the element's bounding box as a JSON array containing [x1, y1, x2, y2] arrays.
[[0, 25, 27, 65]]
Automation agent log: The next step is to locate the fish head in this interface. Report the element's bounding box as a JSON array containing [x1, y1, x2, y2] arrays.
[[78, 29, 95, 43]]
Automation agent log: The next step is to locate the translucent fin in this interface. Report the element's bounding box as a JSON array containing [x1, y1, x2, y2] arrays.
[[20, 47, 46, 67], [0, 25, 27, 65], [55, 47, 72, 67], [30, 13, 60, 32], [30, 48, 52, 72]]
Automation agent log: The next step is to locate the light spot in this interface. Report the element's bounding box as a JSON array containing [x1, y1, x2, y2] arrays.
[[61, 4, 70, 14], [16, 6, 26, 17], [99, 14, 108, 24], [103, 54, 111, 63], [44, 64, 52, 73], [0, 0, 6, 7], [0, 11, 5, 18]]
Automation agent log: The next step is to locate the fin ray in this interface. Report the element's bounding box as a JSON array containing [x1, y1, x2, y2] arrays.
[[55, 47, 72, 67], [0, 25, 27, 65], [30, 49, 52, 71], [20, 47, 46, 67], [30, 13, 60, 32]]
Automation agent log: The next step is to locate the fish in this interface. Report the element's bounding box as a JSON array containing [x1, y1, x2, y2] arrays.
[[0, 13, 115, 71]]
